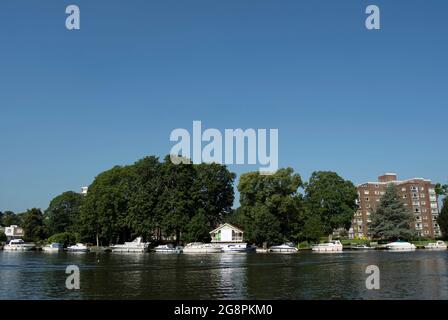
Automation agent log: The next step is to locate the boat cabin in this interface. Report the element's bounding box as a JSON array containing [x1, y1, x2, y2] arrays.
[[210, 223, 244, 243]]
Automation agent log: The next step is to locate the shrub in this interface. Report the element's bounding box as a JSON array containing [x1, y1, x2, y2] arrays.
[[47, 232, 79, 247]]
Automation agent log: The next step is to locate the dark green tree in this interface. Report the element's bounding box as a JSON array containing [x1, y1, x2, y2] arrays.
[[22, 208, 46, 242], [192, 163, 236, 227], [44, 191, 84, 236], [304, 171, 358, 235], [237, 168, 303, 245], [156, 156, 196, 244], [79, 165, 134, 245], [1, 211, 21, 226], [435, 183, 448, 197], [437, 198, 448, 239], [127, 156, 162, 241], [369, 184, 416, 240], [301, 215, 325, 243], [184, 210, 211, 243], [0, 230, 6, 242]]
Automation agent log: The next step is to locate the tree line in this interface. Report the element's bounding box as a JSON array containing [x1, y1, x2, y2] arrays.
[[1, 155, 448, 245]]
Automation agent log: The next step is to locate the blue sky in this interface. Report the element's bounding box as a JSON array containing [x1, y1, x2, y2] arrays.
[[0, 0, 447, 212]]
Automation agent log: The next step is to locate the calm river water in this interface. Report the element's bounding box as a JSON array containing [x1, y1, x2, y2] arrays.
[[1, 250, 447, 299]]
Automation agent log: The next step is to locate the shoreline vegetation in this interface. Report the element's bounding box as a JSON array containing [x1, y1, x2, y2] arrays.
[[1, 154, 447, 248]]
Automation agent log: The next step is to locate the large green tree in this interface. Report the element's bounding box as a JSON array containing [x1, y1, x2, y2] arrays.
[[237, 168, 303, 245], [156, 156, 196, 243], [369, 183, 416, 240], [44, 191, 84, 236], [79, 165, 134, 246], [303, 171, 358, 236], [22, 208, 46, 242], [127, 156, 163, 241]]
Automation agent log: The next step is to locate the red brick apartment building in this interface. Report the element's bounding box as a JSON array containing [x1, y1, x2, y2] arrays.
[[351, 173, 441, 239]]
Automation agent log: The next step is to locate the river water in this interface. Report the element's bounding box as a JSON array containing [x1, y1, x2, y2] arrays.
[[1, 250, 447, 299]]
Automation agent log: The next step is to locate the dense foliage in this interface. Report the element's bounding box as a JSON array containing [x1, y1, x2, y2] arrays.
[[79, 155, 236, 245]]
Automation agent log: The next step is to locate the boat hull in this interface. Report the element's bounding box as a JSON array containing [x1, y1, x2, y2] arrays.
[[3, 245, 35, 251], [183, 248, 222, 253], [112, 248, 147, 253]]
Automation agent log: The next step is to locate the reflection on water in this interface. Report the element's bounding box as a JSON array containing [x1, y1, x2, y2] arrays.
[[1, 251, 448, 299]]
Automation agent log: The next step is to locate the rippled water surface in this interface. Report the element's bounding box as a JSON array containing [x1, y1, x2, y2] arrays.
[[1, 250, 447, 299]]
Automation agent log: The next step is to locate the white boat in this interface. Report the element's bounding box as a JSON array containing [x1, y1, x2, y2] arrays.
[[111, 237, 149, 253], [182, 242, 222, 253], [42, 243, 63, 252], [3, 239, 36, 251], [221, 243, 256, 253], [67, 243, 89, 252], [269, 243, 298, 253], [385, 241, 416, 251], [312, 240, 343, 252], [154, 244, 183, 253], [424, 240, 447, 250]]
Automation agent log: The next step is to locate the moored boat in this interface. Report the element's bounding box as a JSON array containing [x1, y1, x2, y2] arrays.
[[154, 244, 183, 253], [312, 240, 343, 252], [67, 243, 89, 252], [182, 242, 222, 253], [385, 241, 416, 251], [3, 239, 36, 251], [221, 243, 256, 253], [111, 237, 149, 253], [424, 240, 447, 250], [42, 243, 63, 252], [269, 243, 298, 253], [350, 244, 375, 250]]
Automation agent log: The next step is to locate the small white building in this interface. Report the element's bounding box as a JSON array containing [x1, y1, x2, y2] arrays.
[[210, 223, 244, 243], [5, 225, 24, 240]]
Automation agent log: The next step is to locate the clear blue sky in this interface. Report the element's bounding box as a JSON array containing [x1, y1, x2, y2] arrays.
[[1, 0, 447, 213]]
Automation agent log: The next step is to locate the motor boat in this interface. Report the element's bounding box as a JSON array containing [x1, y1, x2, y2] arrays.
[[312, 240, 343, 252], [3, 239, 36, 251], [182, 242, 222, 253], [350, 244, 375, 250], [269, 243, 298, 253], [42, 243, 63, 252], [154, 243, 183, 253], [385, 241, 416, 251], [67, 243, 89, 252], [221, 243, 256, 253], [111, 237, 149, 253], [424, 240, 447, 250]]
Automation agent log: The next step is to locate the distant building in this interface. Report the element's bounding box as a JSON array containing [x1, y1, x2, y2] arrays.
[[4, 225, 24, 240], [210, 223, 244, 243], [81, 186, 88, 195], [353, 173, 441, 239]]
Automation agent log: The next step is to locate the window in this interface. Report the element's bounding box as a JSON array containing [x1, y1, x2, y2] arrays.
[[364, 190, 370, 195], [414, 208, 420, 213], [365, 197, 369, 201], [401, 187, 407, 192]]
